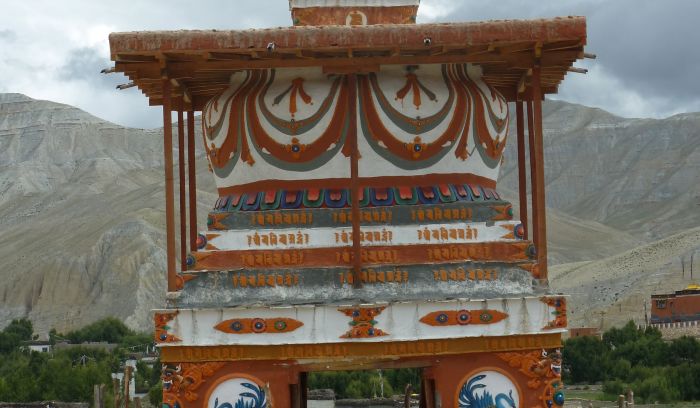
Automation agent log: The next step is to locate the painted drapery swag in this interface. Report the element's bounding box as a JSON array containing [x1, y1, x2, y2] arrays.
[[203, 63, 509, 192]]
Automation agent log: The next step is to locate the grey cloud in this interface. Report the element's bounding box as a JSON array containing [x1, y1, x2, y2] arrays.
[[58, 47, 120, 89], [429, 0, 700, 117], [586, 0, 700, 105]]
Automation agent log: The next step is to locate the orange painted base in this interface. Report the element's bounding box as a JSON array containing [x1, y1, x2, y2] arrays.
[[161, 334, 564, 408]]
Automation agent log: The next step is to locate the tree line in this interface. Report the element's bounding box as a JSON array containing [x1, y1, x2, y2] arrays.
[[1, 318, 699, 404], [563, 321, 700, 402], [0, 318, 160, 405]]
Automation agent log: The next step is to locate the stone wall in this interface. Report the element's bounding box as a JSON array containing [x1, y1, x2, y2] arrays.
[[651, 320, 700, 339]]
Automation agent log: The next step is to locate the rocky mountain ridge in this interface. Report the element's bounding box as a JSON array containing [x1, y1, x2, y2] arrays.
[[0, 93, 698, 333]]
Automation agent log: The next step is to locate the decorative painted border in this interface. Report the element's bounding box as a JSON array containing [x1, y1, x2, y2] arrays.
[[497, 348, 564, 408], [162, 362, 226, 408], [155, 312, 182, 343], [159, 333, 563, 362], [339, 306, 388, 338], [199, 221, 523, 252], [189, 241, 535, 271], [208, 201, 513, 231], [214, 318, 303, 334], [541, 297, 567, 330], [211, 183, 502, 213], [419, 309, 508, 327]]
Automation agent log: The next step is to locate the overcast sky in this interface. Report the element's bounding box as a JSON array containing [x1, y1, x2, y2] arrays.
[[1, 0, 698, 129]]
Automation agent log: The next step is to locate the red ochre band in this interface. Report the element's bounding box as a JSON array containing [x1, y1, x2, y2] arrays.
[[189, 241, 534, 271]]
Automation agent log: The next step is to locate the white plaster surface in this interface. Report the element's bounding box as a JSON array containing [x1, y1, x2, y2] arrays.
[[158, 297, 564, 347], [204, 220, 521, 251]]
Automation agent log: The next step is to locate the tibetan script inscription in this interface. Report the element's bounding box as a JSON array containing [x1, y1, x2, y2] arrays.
[[338, 268, 409, 285], [432, 267, 499, 282], [232, 272, 300, 288]]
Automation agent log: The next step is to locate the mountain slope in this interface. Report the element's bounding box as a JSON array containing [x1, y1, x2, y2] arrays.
[[500, 101, 700, 240], [550, 226, 700, 329], [0, 94, 697, 333], [0, 93, 215, 334]]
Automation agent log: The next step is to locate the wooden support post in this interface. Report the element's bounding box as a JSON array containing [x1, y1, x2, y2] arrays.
[[515, 101, 529, 239], [162, 79, 177, 292], [124, 365, 132, 408], [531, 66, 548, 281], [177, 102, 187, 270], [348, 74, 363, 288], [112, 378, 121, 408], [526, 100, 539, 249], [187, 110, 198, 252]]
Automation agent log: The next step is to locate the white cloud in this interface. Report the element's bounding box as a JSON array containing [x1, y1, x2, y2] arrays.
[[0, 0, 698, 127]]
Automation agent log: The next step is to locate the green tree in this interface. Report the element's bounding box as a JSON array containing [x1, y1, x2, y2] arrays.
[[562, 335, 610, 383], [62, 317, 132, 344]]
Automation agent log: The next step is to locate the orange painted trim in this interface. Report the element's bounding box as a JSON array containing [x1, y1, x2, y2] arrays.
[[190, 241, 533, 271], [216, 173, 497, 196], [174, 273, 197, 290], [159, 333, 563, 363], [155, 311, 181, 343], [214, 318, 303, 334], [518, 263, 540, 279], [339, 306, 388, 339], [162, 362, 227, 407], [541, 297, 567, 330], [420, 309, 508, 326], [500, 223, 516, 239]]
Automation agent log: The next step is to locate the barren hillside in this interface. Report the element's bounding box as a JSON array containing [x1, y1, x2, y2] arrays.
[[0, 93, 697, 333]]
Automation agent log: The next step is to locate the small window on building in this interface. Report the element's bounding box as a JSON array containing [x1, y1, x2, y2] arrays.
[[656, 299, 667, 309]]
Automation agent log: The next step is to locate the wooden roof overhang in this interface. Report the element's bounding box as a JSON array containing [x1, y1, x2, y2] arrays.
[[108, 16, 587, 111]]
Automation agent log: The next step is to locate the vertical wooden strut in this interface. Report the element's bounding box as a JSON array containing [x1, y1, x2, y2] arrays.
[[187, 110, 198, 252], [527, 100, 539, 249], [515, 102, 529, 239], [177, 102, 187, 271], [162, 80, 176, 291], [348, 74, 363, 289], [531, 66, 548, 280]]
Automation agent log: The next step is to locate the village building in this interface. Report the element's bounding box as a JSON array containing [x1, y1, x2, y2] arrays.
[[651, 284, 700, 324], [108, 1, 589, 406]]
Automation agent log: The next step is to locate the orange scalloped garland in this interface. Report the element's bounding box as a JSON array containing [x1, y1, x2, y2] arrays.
[[214, 317, 303, 334], [155, 311, 181, 343], [419, 309, 508, 326]]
